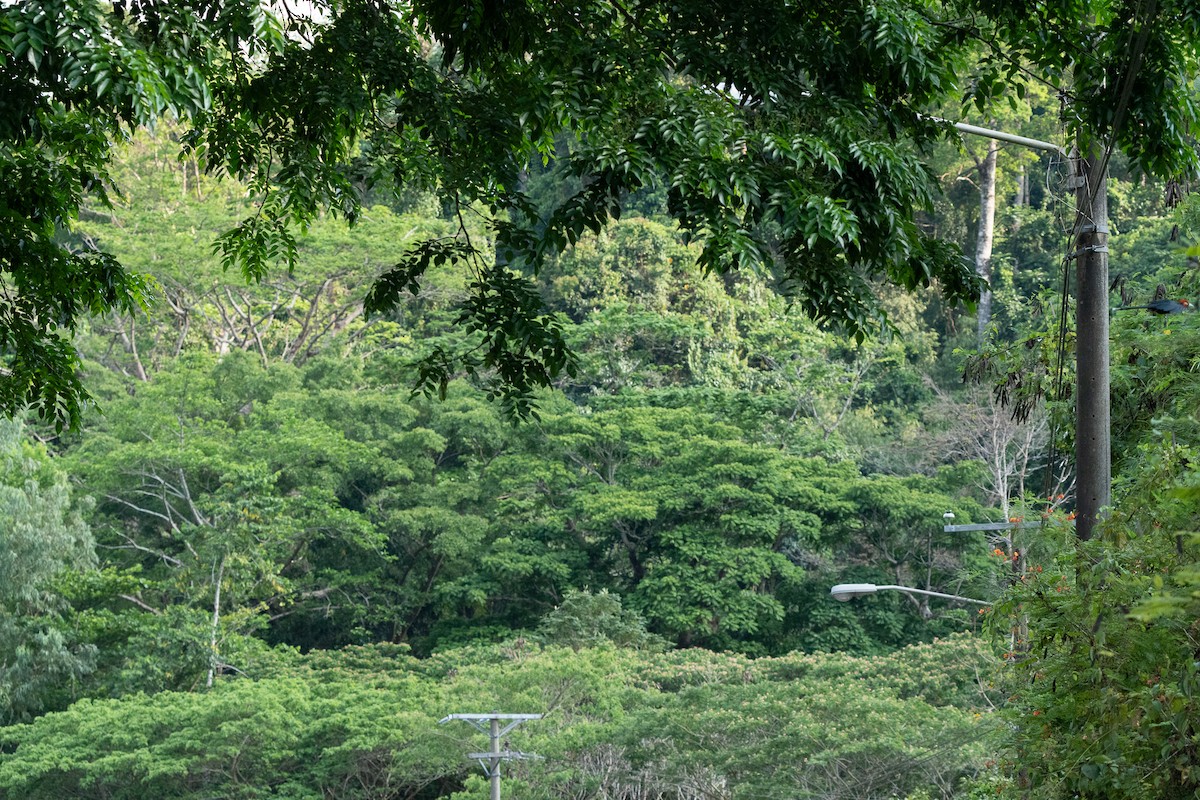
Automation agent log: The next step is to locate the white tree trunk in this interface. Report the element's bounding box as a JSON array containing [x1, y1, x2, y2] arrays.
[[206, 555, 225, 688], [975, 138, 999, 339]]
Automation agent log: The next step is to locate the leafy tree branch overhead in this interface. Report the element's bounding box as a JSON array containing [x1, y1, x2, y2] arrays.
[[3, 0, 1199, 426]]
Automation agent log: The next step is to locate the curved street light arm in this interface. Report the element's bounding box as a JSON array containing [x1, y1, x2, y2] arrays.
[[875, 585, 990, 605], [830, 583, 989, 605]]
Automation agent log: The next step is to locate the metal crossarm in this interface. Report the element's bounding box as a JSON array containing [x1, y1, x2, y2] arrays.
[[440, 713, 543, 800]]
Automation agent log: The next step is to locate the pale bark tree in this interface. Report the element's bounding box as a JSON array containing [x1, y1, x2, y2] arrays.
[[974, 138, 999, 338]]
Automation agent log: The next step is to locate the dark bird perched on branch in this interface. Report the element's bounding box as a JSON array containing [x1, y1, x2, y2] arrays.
[[1110, 274, 1133, 306], [1114, 298, 1192, 314]]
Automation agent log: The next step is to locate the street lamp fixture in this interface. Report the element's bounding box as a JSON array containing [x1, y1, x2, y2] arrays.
[[829, 583, 989, 606]]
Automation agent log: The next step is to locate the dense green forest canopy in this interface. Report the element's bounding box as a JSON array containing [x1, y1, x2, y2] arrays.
[[0, 108, 1197, 799], [3, 1, 1200, 799]]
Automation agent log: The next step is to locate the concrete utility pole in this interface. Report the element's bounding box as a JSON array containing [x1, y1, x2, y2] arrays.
[[1071, 148, 1110, 541], [948, 121, 1111, 541], [439, 713, 542, 800]]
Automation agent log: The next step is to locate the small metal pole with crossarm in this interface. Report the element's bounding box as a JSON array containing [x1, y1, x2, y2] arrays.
[[439, 713, 542, 800]]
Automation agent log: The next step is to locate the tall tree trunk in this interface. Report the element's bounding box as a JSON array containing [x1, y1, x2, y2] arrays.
[[207, 555, 225, 688], [975, 138, 999, 339]]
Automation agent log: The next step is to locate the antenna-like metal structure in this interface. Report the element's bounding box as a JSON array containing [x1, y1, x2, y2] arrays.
[[439, 713, 542, 800]]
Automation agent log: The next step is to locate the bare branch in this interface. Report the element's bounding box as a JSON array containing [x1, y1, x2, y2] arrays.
[[104, 492, 182, 534], [100, 529, 184, 567], [177, 469, 209, 527], [224, 287, 269, 366], [118, 593, 163, 614]]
